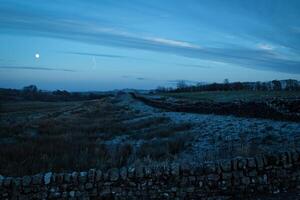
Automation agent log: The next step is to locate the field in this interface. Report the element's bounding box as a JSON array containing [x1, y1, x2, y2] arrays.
[[162, 90, 300, 102], [1, 91, 300, 177]]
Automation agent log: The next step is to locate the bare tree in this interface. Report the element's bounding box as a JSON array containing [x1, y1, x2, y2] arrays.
[[176, 80, 187, 90]]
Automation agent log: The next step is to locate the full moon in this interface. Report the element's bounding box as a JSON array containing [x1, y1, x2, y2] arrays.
[[35, 53, 40, 59]]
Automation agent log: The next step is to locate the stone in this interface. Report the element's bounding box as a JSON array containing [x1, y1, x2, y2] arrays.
[[32, 174, 43, 185], [3, 177, 12, 187], [222, 172, 232, 180], [69, 191, 76, 197], [237, 159, 247, 170], [291, 151, 299, 163], [0, 175, 4, 187], [248, 170, 257, 177], [79, 172, 88, 183], [221, 160, 232, 172], [13, 177, 22, 187], [56, 173, 64, 184], [241, 177, 250, 185], [44, 172, 52, 185], [96, 170, 102, 182], [128, 167, 136, 178], [62, 192, 68, 198], [255, 157, 264, 170], [181, 163, 190, 176], [75, 191, 82, 197], [64, 173, 71, 183], [22, 176, 31, 186], [120, 167, 128, 180], [85, 182, 93, 190], [247, 158, 256, 169], [110, 168, 119, 181], [171, 164, 180, 176], [88, 169, 96, 183], [23, 186, 32, 194], [204, 163, 217, 174], [136, 166, 144, 178], [207, 174, 220, 182], [194, 165, 204, 176], [103, 173, 110, 182], [89, 188, 98, 196]]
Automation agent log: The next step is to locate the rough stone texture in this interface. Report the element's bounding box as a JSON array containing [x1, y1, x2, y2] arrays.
[[1, 152, 300, 199]]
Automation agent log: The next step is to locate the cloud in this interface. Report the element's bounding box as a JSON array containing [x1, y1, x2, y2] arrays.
[[1, 2, 300, 74], [0, 66, 76, 72], [167, 79, 200, 84], [257, 43, 274, 51], [144, 37, 200, 49], [63, 51, 126, 58], [176, 64, 211, 69]]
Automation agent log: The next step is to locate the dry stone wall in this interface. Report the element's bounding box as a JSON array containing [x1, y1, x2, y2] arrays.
[[1, 151, 300, 199]]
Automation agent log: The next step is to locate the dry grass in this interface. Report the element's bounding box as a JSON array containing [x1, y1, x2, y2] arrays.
[[0, 97, 193, 176]]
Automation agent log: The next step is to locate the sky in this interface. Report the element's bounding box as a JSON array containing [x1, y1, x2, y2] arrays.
[[0, 0, 300, 91]]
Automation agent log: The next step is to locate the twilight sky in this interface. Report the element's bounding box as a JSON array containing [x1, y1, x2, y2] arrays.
[[0, 0, 300, 91]]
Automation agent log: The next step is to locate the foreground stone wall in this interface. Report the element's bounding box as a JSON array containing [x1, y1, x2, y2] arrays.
[[1, 151, 300, 199]]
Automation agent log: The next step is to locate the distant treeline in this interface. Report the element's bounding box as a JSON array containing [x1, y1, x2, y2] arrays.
[[156, 79, 300, 93], [0, 85, 109, 102]]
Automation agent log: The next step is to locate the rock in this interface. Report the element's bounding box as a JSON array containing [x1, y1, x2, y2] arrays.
[[171, 164, 180, 176], [96, 170, 102, 182], [136, 167, 144, 178], [221, 160, 232, 172], [237, 159, 247, 170], [85, 182, 93, 190], [88, 169, 96, 183], [32, 174, 43, 185], [241, 177, 250, 185], [0, 175, 4, 186], [69, 191, 76, 197], [64, 173, 71, 183], [22, 176, 31, 186], [13, 177, 22, 187], [79, 172, 87, 183], [44, 172, 52, 185], [56, 173, 64, 184], [203, 162, 217, 174], [144, 166, 152, 177], [194, 165, 204, 175], [3, 177, 12, 187], [181, 163, 190, 176], [120, 167, 127, 180], [247, 158, 256, 169], [110, 168, 119, 181], [128, 167, 136, 178], [255, 157, 264, 170], [71, 172, 79, 183], [222, 172, 232, 180], [248, 170, 257, 177]]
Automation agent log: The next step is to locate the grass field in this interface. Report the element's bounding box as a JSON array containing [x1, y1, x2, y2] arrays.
[[0, 97, 192, 176], [162, 90, 300, 102]]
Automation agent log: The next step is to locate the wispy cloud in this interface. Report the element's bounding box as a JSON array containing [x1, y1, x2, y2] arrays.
[[63, 51, 127, 59], [257, 43, 274, 51], [1, 1, 300, 74], [0, 66, 76, 72], [176, 64, 211, 69], [144, 37, 200, 49], [167, 79, 200, 84]]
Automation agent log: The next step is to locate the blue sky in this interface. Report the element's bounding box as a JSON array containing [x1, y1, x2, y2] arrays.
[[0, 0, 300, 91]]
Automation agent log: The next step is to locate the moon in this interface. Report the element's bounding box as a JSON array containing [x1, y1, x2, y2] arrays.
[[35, 53, 40, 59]]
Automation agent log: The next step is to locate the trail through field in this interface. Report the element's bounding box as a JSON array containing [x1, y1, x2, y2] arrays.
[[117, 93, 300, 163]]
